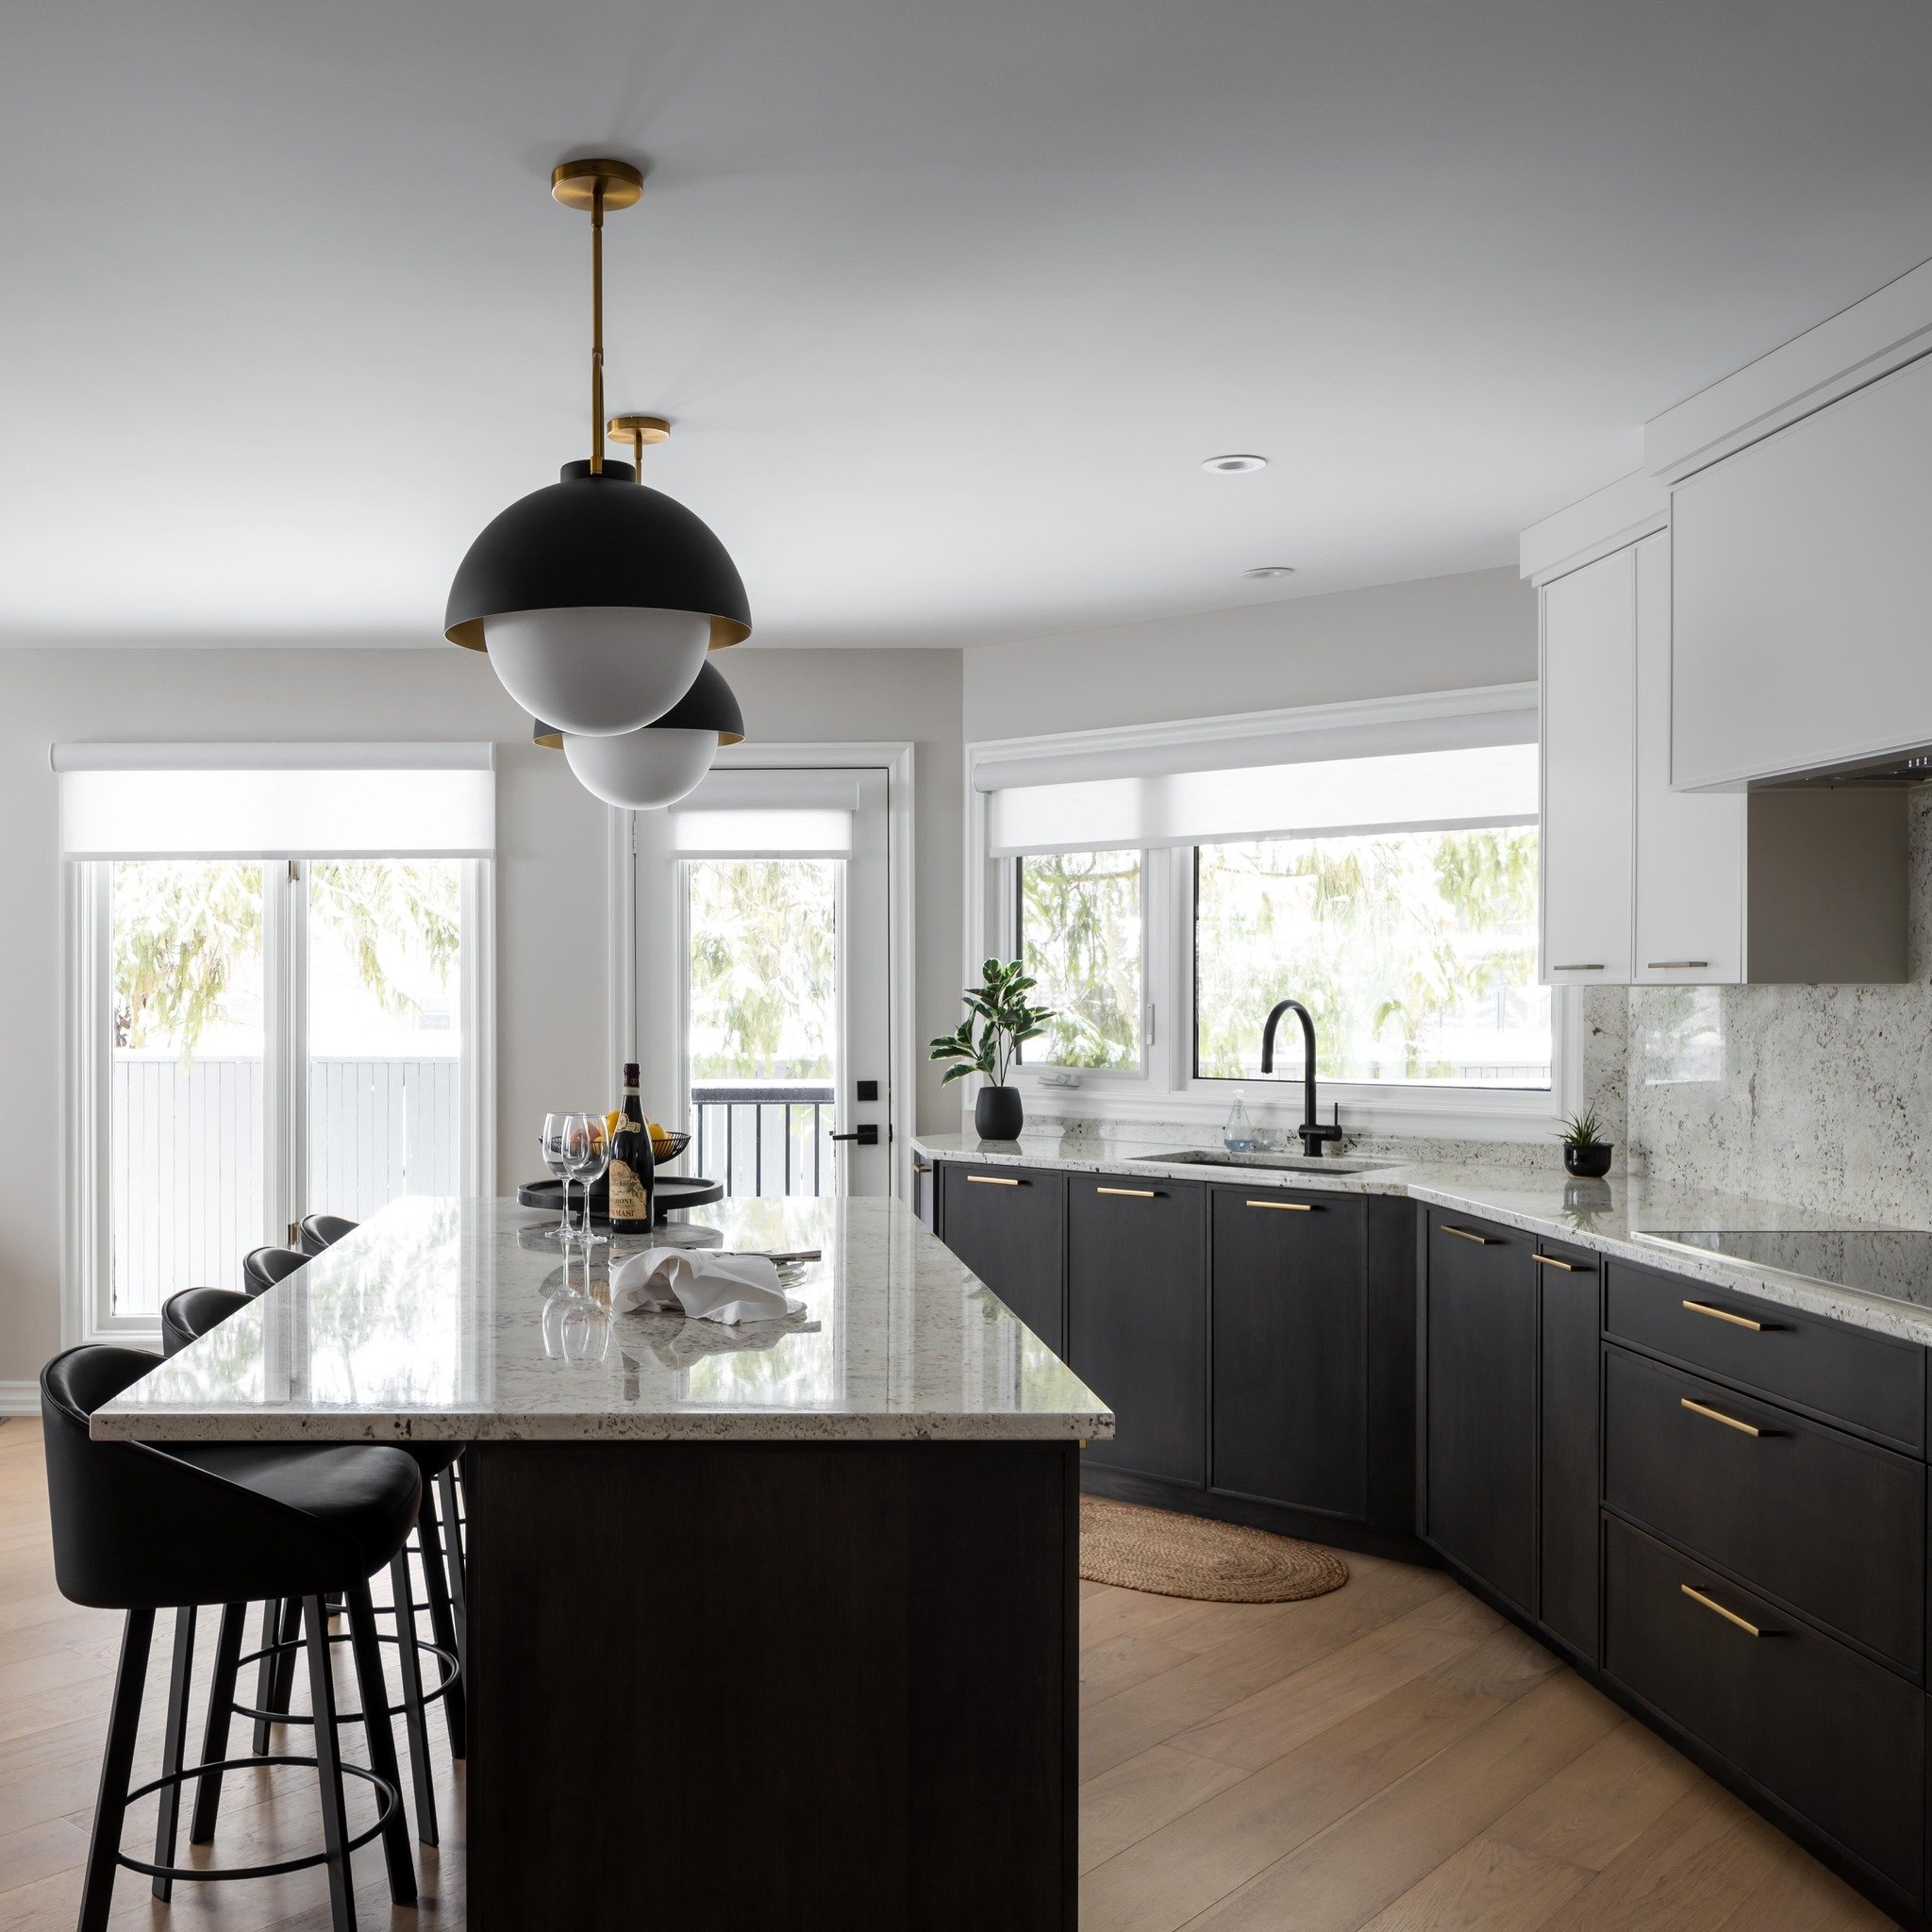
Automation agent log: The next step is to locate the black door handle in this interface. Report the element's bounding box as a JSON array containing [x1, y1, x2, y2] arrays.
[[830, 1124, 879, 1145]]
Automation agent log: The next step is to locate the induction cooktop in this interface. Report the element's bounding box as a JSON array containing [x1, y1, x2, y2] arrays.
[[1637, 1228, 1932, 1309]]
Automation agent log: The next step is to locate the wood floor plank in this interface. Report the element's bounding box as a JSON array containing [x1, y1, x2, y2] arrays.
[[1178, 1672, 1622, 1931], [1079, 1743, 1252, 1874], [1713, 1834, 1900, 1932], [1532, 1781, 1792, 1932], [1080, 1624, 1555, 1932], [1080, 1557, 1456, 1780], [1354, 1833, 1594, 1932], [1487, 1715, 1702, 1874]]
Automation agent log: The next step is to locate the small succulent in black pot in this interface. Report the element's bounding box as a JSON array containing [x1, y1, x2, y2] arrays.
[[1558, 1108, 1613, 1178]]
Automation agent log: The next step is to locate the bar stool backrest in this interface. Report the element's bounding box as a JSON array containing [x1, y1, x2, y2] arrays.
[[242, 1245, 308, 1295], [160, 1288, 251, 1358], [40, 1345, 365, 1610], [297, 1214, 358, 1257]]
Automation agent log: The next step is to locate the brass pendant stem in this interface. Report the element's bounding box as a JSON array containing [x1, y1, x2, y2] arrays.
[[589, 182, 606, 475]]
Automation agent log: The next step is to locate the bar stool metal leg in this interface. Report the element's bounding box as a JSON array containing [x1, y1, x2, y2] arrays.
[[343, 1578, 419, 1905], [438, 1462, 468, 1678], [190, 1602, 246, 1844], [150, 1605, 197, 1901], [415, 1488, 466, 1758], [303, 1595, 358, 1932], [388, 1546, 439, 1845], [77, 1607, 154, 1932]]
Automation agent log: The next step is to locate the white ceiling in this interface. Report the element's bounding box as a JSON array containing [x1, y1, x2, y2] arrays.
[[6, 1, 1932, 649]]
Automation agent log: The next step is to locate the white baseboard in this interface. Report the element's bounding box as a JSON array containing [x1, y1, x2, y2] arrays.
[[0, 1381, 39, 1417]]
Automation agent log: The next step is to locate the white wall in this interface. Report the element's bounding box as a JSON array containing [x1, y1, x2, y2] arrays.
[[961, 566, 1535, 741], [0, 644, 959, 1388]]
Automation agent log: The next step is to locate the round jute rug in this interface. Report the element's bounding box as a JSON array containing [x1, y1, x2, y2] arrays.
[[1079, 1496, 1349, 1604]]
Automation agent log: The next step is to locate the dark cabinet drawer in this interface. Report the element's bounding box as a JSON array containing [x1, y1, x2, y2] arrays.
[[1604, 1347, 1924, 1674], [1424, 1211, 1537, 1614], [938, 1162, 1066, 1356], [1605, 1514, 1924, 1898], [1210, 1187, 1365, 1518], [1068, 1175, 1206, 1488], [1606, 1259, 1924, 1453]]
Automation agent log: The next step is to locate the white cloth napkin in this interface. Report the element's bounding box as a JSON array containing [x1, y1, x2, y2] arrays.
[[607, 1247, 802, 1325]]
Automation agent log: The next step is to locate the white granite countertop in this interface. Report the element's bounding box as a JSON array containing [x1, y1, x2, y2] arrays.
[[92, 1195, 1114, 1444], [915, 1130, 1932, 1347]]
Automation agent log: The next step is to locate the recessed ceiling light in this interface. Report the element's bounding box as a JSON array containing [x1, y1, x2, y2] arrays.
[[1202, 453, 1267, 474], [1242, 565, 1296, 579]]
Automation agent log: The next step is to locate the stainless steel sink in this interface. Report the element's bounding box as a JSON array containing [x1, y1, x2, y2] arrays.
[[1145, 1148, 1395, 1176]]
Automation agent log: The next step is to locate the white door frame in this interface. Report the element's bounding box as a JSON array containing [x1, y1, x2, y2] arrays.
[[609, 741, 917, 1203]]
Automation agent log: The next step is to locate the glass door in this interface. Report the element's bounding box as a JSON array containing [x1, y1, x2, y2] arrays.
[[634, 767, 893, 1199]]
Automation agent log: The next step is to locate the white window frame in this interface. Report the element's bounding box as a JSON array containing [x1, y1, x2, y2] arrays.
[[965, 688, 1577, 1142], [60, 854, 495, 1345]]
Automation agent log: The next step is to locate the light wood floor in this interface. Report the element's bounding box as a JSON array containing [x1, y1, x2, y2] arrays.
[[0, 1418, 1894, 1931]]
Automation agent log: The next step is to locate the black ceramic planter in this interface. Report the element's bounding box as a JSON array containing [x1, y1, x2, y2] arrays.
[[1563, 1141, 1613, 1178], [974, 1085, 1024, 1141]]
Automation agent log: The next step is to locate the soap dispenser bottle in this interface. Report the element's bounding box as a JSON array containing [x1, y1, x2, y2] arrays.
[[1223, 1090, 1257, 1154]]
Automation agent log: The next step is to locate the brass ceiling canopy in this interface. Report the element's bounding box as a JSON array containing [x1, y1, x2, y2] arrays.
[[608, 413, 672, 469], [550, 158, 644, 212]]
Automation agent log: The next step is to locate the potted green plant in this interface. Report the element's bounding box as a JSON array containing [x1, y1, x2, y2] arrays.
[[930, 958, 1054, 1141], [1558, 1107, 1613, 1178]]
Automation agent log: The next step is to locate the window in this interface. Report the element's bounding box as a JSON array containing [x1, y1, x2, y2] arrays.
[[1192, 828, 1547, 1086], [1016, 849, 1143, 1070], [970, 685, 1567, 1132], [61, 746, 493, 1336]]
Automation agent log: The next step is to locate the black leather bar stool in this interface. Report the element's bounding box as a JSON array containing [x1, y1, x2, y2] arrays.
[[298, 1212, 358, 1256], [160, 1284, 462, 1848], [242, 1244, 308, 1294], [42, 1345, 421, 1932]]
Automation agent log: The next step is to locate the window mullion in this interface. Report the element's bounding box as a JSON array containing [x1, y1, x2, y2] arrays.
[[261, 859, 307, 1248]]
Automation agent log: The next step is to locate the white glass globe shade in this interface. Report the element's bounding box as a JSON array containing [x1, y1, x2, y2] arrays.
[[484, 606, 710, 738], [564, 726, 719, 810]]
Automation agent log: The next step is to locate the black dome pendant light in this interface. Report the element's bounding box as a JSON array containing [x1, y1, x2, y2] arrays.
[[445, 158, 751, 737]]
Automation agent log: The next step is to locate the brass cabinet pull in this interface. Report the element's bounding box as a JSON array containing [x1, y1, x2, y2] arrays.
[[966, 1174, 1021, 1187], [1680, 1583, 1764, 1638], [1648, 959, 1710, 970], [1440, 1224, 1495, 1244], [1247, 1199, 1314, 1211], [1680, 1396, 1764, 1437], [1096, 1187, 1156, 1199], [1681, 1299, 1772, 1332], [1532, 1253, 1590, 1273]]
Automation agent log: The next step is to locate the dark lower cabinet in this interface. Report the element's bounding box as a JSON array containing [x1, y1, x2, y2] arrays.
[[1210, 1187, 1365, 1518], [1605, 1513, 1924, 1904], [938, 1162, 1066, 1355], [1424, 1210, 1537, 1615], [1538, 1239, 1601, 1662], [1067, 1175, 1206, 1488]]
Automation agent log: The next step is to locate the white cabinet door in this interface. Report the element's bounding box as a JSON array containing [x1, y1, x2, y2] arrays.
[[1631, 532, 1745, 983], [1541, 548, 1635, 985], [1673, 349, 1932, 789]]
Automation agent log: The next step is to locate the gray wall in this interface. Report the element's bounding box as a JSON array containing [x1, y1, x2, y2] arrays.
[[961, 566, 1536, 741], [0, 644, 959, 1387]]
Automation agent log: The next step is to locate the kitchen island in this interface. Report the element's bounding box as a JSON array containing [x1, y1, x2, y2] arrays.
[[93, 1194, 1112, 1932]]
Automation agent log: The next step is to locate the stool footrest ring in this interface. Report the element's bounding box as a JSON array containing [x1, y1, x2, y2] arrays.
[[115, 1755, 400, 1882], [235, 1626, 458, 1725]]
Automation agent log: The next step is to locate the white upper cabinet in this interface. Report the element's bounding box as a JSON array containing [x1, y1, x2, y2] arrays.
[[1630, 532, 1745, 983], [1540, 546, 1634, 985], [1672, 351, 1932, 790]]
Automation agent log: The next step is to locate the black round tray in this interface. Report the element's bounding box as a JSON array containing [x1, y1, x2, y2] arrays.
[[516, 1174, 724, 1226]]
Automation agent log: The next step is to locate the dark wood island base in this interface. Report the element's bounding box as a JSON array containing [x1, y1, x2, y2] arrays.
[[465, 1439, 1081, 1931]]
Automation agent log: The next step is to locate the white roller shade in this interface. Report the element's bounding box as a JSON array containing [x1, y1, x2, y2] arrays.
[[55, 742, 496, 858], [976, 689, 1538, 856], [667, 766, 862, 858]]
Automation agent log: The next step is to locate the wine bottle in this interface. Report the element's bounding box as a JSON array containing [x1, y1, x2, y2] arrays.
[[607, 1062, 656, 1234]]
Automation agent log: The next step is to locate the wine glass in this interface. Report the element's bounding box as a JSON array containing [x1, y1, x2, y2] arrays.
[[540, 1113, 575, 1245], [561, 1112, 610, 1249]]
